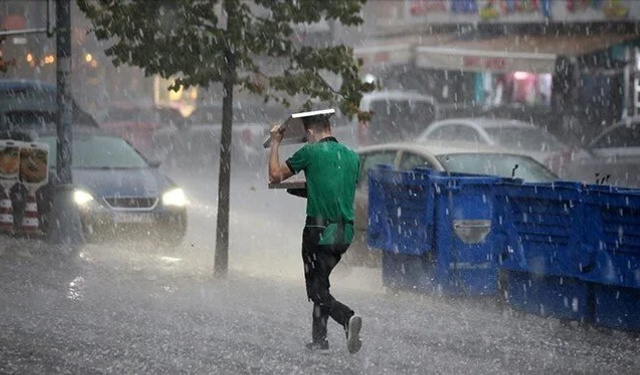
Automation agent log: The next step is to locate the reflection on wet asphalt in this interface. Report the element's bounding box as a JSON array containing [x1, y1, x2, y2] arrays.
[[1, 165, 640, 374]]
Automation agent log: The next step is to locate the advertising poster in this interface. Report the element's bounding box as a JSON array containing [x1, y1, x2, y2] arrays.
[[0, 140, 21, 181], [19, 143, 49, 187]]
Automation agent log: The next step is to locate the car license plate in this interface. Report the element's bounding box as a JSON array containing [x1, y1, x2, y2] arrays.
[[113, 213, 154, 224]]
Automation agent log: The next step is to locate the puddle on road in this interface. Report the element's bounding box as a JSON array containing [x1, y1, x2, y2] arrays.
[[67, 275, 85, 300]]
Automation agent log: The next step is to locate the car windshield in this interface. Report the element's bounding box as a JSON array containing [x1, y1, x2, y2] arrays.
[[437, 153, 557, 182], [40, 135, 149, 169], [591, 123, 640, 148], [484, 127, 565, 152]]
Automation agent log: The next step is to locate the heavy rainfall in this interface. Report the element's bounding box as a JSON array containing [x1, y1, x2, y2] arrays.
[[1, 0, 640, 374]]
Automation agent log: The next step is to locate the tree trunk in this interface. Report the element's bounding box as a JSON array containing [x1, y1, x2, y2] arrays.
[[56, 0, 73, 185], [213, 26, 237, 277]]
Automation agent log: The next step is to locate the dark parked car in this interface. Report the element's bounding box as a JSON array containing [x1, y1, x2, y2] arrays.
[[0, 79, 98, 133], [6, 129, 187, 246]]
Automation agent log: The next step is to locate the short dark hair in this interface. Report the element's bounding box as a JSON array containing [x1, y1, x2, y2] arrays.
[[302, 115, 331, 132]]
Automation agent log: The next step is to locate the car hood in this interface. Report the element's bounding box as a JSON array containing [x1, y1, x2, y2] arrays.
[[73, 168, 175, 198]]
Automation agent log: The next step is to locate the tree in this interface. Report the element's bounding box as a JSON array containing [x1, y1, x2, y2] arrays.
[[77, 0, 374, 277]]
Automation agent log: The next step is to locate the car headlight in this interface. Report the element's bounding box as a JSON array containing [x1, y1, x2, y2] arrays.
[[162, 188, 187, 207], [74, 190, 94, 206]]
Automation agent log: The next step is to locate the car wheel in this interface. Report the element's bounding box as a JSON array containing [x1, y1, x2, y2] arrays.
[[155, 214, 187, 248], [155, 229, 186, 248]]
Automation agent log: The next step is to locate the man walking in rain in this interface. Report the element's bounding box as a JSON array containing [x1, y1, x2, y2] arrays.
[[268, 112, 363, 354]]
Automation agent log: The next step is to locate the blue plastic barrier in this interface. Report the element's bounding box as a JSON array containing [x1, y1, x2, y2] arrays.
[[430, 173, 500, 296], [581, 185, 640, 331], [496, 181, 589, 277], [581, 185, 640, 289], [369, 164, 640, 329], [495, 181, 594, 321], [368, 165, 434, 256], [504, 270, 592, 322], [593, 284, 640, 332], [369, 166, 502, 296]]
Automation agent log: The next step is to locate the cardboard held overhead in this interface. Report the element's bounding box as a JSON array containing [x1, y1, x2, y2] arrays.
[[262, 109, 335, 148]]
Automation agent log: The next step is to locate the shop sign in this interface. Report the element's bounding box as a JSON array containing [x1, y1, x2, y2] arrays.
[[404, 0, 551, 23], [415, 46, 557, 73], [463, 55, 506, 70], [403, 0, 636, 23], [354, 44, 413, 69], [562, 0, 630, 19]]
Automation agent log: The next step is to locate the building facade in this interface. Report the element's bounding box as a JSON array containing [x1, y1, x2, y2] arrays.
[[350, 0, 640, 140]]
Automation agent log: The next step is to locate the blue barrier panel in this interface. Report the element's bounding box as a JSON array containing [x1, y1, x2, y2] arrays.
[[372, 166, 503, 296], [367, 166, 435, 256], [496, 181, 591, 278], [503, 270, 592, 322], [496, 181, 597, 321], [367, 165, 394, 252], [430, 174, 501, 296], [581, 185, 640, 290], [593, 284, 640, 332]]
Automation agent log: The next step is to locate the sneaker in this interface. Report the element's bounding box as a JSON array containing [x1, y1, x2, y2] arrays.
[[305, 340, 329, 351], [345, 315, 362, 354]]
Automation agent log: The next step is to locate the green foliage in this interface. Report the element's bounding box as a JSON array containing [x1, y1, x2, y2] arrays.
[[77, 0, 374, 120]]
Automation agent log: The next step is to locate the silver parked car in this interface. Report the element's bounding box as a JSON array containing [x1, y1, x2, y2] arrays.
[[417, 118, 573, 176], [345, 141, 559, 268], [566, 117, 640, 188]]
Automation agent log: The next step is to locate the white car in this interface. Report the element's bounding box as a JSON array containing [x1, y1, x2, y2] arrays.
[[331, 90, 439, 149], [417, 118, 573, 175], [566, 117, 640, 188], [345, 141, 558, 267]]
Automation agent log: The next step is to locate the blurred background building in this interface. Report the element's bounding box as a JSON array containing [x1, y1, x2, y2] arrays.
[[1, 0, 639, 139]]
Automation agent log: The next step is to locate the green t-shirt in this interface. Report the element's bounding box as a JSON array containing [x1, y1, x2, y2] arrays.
[[286, 137, 359, 245]]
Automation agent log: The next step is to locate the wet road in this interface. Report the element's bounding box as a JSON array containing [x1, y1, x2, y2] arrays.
[[1, 163, 640, 374]]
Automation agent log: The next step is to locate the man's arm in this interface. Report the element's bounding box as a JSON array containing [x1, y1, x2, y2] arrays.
[[268, 124, 294, 184]]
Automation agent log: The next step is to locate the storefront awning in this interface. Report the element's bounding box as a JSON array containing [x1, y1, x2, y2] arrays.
[[354, 34, 453, 70], [415, 34, 639, 73]]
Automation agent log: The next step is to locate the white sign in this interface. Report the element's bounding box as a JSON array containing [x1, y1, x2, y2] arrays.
[[354, 44, 413, 69], [11, 37, 27, 45], [415, 46, 557, 73]]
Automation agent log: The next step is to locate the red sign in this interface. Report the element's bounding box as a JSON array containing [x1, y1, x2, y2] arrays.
[[1, 15, 26, 31], [375, 52, 390, 62], [463, 56, 506, 70], [410, 0, 448, 16]]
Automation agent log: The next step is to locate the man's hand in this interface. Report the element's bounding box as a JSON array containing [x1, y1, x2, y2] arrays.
[[270, 123, 285, 145], [268, 123, 293, 184]]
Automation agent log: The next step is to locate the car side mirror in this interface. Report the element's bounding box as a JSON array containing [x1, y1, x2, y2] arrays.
[[148, 159, 162, 168]]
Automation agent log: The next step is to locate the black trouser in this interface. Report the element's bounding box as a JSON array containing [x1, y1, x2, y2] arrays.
[[302, 225, 354, 343]]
